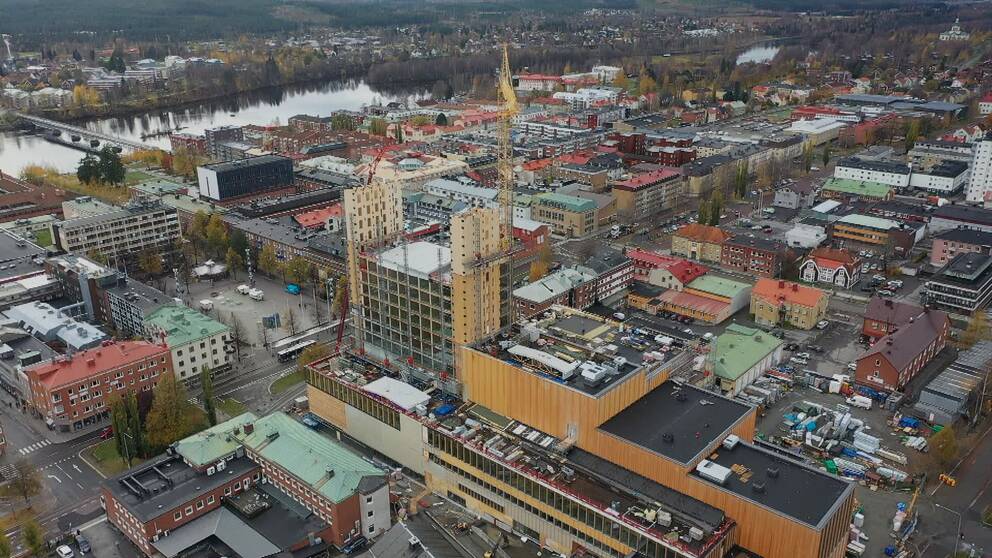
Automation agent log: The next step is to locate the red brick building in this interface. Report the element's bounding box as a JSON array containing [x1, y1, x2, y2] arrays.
[[168, 133, 207, 154], [854, 309, 949, 392], [720, 236, 789, 277], [25, 341, 172, 432], [861, 297, 925, 341]]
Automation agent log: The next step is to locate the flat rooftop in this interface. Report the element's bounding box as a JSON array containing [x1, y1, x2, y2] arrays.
[[694, 440, 852, 528], [599, 381, 753, 465]]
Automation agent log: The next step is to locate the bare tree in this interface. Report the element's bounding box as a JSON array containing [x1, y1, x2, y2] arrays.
[[284, 307, 299, 336], [226, 312, 245, 361]]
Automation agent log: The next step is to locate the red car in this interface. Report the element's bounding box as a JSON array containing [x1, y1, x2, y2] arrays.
[[99, 427, 114, 440]]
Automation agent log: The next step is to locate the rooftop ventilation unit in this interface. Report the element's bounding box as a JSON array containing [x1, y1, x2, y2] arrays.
[[752, 482, 766, 494], [723, 435, 740, 450], [696, 459, 732, 485]]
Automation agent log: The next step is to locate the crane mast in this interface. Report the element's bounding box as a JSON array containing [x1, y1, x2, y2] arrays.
[[497, 44, 518, 252]]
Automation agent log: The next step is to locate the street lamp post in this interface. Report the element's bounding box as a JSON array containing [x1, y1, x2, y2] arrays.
[[935, 503, 962, 557]]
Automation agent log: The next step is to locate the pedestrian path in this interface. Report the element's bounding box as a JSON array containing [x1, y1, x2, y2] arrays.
[[17, 439, 51, 455]]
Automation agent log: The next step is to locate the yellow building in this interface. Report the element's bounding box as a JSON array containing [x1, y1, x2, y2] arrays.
[[671, 224, 731, 263], [750, 278, 829, 330], [531, 192, 598, 237]]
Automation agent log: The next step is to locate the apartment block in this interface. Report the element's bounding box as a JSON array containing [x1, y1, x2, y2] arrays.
[[196, 155, 295, 202], [611, 168, 683, 223], [751, 279, 829, 330], [53, 197, 181, 264], [531, 193, 598, 237], [144, 305, 233, 385], [720, 236, 788, 278]]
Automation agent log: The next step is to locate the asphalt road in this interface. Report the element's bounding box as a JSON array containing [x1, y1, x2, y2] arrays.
[[925, 424, 992, 557]]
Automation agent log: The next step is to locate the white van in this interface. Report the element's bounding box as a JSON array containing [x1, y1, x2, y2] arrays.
[[199, 299, 213, 311], [249, 288, 264, 301], [237, 284, 250, 295]]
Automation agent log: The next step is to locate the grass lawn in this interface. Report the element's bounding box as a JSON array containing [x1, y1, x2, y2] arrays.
[[270, 370, 304, 395], [86, 439, 142, 477], [217, 398, 248, 418], [125, 170, 154, 185], [33, 228, 53, 247]]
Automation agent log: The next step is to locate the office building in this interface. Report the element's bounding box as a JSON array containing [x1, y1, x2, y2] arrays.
[[930, 204, 992, 235], [923, 252, 992, 315], [513, 267, 597, 317], [862, 297, 926, 341], [930, 228, 992, 268], [720, 236, 788, 278], [53, 197, 181, 264], [102, 277, 170, 338], [46, 255, 119, 323], [5, 301, 107, 351], [23, 340, 171, 432], [832, 157, 911, 190], [908, 160, 969, 195], [531, 193, 598, 237], [196, 155, 295, 202]]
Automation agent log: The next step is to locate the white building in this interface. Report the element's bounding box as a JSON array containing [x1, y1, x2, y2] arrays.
[[939, 18, 970, 41], [423, 178, 498, 208], [144, 304, 233, 385], [980, 94, 992, 116], [591, 65, 623, 83], [785, 223, 828, 249], [833, 156, 911, 189], [908, 160, 970, 195], [966, 134, 992, 204], [552, 86, 622, 109]]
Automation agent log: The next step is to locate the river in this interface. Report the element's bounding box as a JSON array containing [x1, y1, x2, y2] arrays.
[[0, 79, 423, 175]]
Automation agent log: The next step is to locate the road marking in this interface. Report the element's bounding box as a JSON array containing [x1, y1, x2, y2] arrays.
[[72, 464, 82, 473], [56, 464, 72, 480], [46, 474, 61, 484], [76, 482, 84, 490]]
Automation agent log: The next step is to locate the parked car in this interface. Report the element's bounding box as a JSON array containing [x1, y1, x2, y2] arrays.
[[236, 284, 251, 295], [75, 535, 91, 554], [790, 357, 809, 365], [877, 289, 894, 297], [342, 536, 368, 555], [806, 344, 824, 353], [816, 320, 830, 329], [847, 362, 858, 371], [56, 546, 74, 558], [872, 274, 887, 283], [794, 352, 811, 360], [99, 426, 114, 440], [887, 280, 904, 289]]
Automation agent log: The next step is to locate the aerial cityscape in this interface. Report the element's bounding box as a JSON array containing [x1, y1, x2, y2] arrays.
[[0, 1, 991, 558]]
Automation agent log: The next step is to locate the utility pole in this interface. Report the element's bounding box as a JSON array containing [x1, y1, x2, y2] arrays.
[[245, 246, 255, 287]]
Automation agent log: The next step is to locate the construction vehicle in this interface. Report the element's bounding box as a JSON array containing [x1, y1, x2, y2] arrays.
[[939, 473, 956, 487], [482, 532, 508, 558]]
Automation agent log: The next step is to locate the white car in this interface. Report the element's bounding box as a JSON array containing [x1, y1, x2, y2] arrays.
[[794, 352, 811, 360], [816, 320, 830, 330], [790, 357, 809, 365], [847, 362, 857, 371], [237, 284, 250, 295], [56, 546, 75, 558]]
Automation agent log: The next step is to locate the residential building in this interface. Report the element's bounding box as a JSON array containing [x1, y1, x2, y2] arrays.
[[750, 279, 829, 330], [63, 196, 118, 220], [226, 214, 345, 275], [307, 306, 855, 558], [196, 155, 295, 202], [909, 139, 975, 171], [144, 305, 233, 385], [102, 412, 387, 557], [671, 224, 731, 264], [799, 248, 862, 289], [720, 236, 788, 278], [707, 324, 784, 396], [854, 309, 949, 392], [611, 169, 683, 223], [372, 155, 470, 191], [0, 231, 60, 312], [24, 340, 171, 432], [931, 228, 992, 267], [53, 197, 181, 264], [45, 254, 119, 323], [531, 192, 597, 237], [513, 267, 597, 317], [833, 157, 911, 190], [169, 132, 207, 153], [581, 247, 633, 304], [965, 133, 992, 204], [646, 258, 708, 291], [908, 160, 970, 195], [923, 252, 992, 315], [862, 297, 925, 341], [772, 181, 816, 210], [204, 125, 245, 159], [423, 177, 498, 208], [819, 178, 894, 202], [981, 93, 992, 116], [657, 274, 752, 324], [103, 278, 170, 338]]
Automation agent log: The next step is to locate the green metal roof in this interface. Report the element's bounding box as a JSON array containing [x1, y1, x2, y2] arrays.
[[837, 213, 898, 231], [686, 275, 751, 299], [534, 192, 596, 212], [709, 324, 783, 381], [145, 304, 229, 347], [161, 194, 228, 216], [131, 178, 188, 196], [174, 412, 258, 467], [821, 178, 892, 198], [237, 412, 385, 503]]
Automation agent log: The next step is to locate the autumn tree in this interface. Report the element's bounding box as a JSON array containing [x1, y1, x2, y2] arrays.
[[297, 342, 330, 373], [171, 147, 203, 178], [959, 312, 991, 348], [200, 365, 217, 426], [285, 256, 311, 285], [225, 247, 244, 279], [138, 249, 163, 277], [331, 277, 348, 318], [258, 244, 280, 277], [185, 211, 210, 263], [801, 141, 814, 174], [145, 372, 205, 450], [73, 84, 101, 107], [734, 159, 749, 199], [369, 118, 388, 136], [612, 71, 629, 90], [7, 460, 42, 504], [21, 519, 44, 557], [930, 426, 958, 468], [697, 199, 711, 226], [205, 214, 228, 258]]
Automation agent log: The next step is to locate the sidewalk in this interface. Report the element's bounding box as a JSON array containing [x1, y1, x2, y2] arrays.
[[0, 391, 103, 445]]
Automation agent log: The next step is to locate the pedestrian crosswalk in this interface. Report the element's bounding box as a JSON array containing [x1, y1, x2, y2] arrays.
[[17, 439, 51, 455]]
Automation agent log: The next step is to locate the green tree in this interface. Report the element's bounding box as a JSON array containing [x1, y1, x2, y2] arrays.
[[97, 145, 125, 185], [124, 390, 145, 458], [21, 518, 44, 558], [285, 256, 311, 284], [734, 159, 749, 199], [225, 247, 244, 279], [0, 525, 11, 558], [821, 145, 831, 168], [959, 312, 991, 348], [369, 118, 388, 136], [697, 199, 711, 227], [394, 124, 404, 143], [930, 426, 958, 467], [76, 154, 101, 184], [435, 113, 448, 126], [138, 249, 163, 277], [230, 229, 248, 256], [109, 394, 131, 465], [905, 119, 921, 152], [258, 244, 280, 277], [7, 460, 42, 504], [801, 141, 814, 174], [710, 190, 724, 226], [330, 114, 355, 131], [145, 372, 204, 449], [200, 365, 217, 426]]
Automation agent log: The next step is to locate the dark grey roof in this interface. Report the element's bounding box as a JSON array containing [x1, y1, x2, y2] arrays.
[[724, 235, 786, 253], [0, 231, 46, 280], [936, 252, 992, 284], [932, 205, 992, 226], [925, 160, 969, 178], [933, 228, 992, 245], [859, 309, 948, 372], [203, 154, 293, 173], [104, 278, 169, 313], [568, 447, 725, 532], [682, 155, 733, 176], [599, 382, 753, 465], [694, 440, 853, 528], [103, 454, 259, 523], [864, 297, 924, 326], [836, 156, 910, 175], [581, 246, 630, 274]]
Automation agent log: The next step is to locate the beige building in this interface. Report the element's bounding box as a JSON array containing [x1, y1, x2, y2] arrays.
[[531, 192, 597, 237], [671, 224, 731, 264], [750, 278, 829, 330], [372, 155, 470, 191], [612, 169, 683, 223]]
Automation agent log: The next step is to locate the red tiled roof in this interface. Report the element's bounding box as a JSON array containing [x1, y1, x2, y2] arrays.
[[667, 260, 708, 284], [752, 278, 827, 308], [807, 247, 859, 271], [674, 224, 731, 244], [658, 289, 729, 316], [613, 168, 681, 191], [26, 341, 169, 390]]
